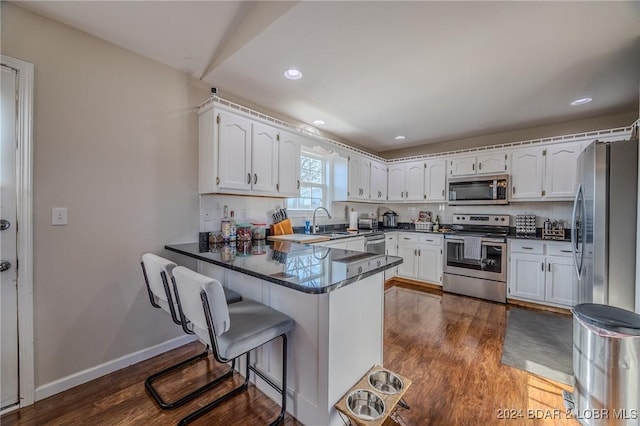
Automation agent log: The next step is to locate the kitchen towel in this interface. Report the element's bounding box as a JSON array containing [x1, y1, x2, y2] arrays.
[[463, 236, 482, 260], [349, 210, 358, 229]]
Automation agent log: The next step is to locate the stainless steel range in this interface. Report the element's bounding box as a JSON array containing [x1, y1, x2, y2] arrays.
[[443, 214, 510, 303]]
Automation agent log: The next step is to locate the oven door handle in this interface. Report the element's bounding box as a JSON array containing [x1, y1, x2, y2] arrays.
[[446, 238, 505, 247]]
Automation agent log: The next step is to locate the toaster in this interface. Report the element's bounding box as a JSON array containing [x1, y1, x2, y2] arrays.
[[358, 218, 378, 230]]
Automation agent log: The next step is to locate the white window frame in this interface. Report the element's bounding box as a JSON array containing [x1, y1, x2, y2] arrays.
[[286, 149, 332, 216]]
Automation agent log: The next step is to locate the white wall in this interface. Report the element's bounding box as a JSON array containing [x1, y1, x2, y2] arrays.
[[2, 3, 208, 390]]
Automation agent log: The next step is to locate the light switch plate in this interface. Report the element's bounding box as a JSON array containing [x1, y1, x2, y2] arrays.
[[52, 207, 68, 225]]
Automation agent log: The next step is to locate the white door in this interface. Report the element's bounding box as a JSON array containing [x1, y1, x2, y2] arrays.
[[217, 110, 252, 192], [387, 164, 404, 201], [449, 156, 476, 176], [417, 244, 442, 284], [404, 161, 424, 201], [348, 155, 363, 199], [510, 147, 544, 200], [371, 161, 386, 200], [1, 64, 19, 409], [397, 244, 417, 278], [544, 142, 581, 199], [251, 122, 278, 194], [509, 253, 546, 301], [477, 152, 508, 174], [545, 256, 578, 306], [277, 132, 300, 197], [424, 159, 446, 201]]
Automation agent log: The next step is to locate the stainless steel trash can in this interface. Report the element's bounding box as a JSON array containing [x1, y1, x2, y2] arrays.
[[572, 303, 640, 425]]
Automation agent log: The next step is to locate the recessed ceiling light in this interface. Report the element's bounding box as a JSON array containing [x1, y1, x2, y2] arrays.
[[570, 97, 593, 106], [313, 120, 325, 126], [394, 135, 406, 141], [283, 68, 302, 80]]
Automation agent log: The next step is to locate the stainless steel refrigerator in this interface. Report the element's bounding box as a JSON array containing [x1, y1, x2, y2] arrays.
[[572, 139, 638, 312]]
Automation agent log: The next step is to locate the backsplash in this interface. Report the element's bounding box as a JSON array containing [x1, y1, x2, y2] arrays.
[[200, 194, 572, 232]]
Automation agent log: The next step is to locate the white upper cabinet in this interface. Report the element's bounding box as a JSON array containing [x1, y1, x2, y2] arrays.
[[510, 147, 545, 200], [449, 156, 476, 176], [199, 107, 300, 197], [544, 142, 581, 199], [348, 154, 370, 200], [477, 152, 509, 174], [278, 131, 301, 198], [448, 152, 508, 176], [251, 121, 279, 194], [510, 142, 581, 201], [387, 161, 425, 201], [424, 159, 447, 201], [405, 161, 425, 201], [387, 164, 405, 201], [217, 110, 253, 192], [370, 160, 387, 201]]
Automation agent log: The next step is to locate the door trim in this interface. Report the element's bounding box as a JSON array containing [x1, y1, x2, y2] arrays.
[[1, 55, 35, 408]]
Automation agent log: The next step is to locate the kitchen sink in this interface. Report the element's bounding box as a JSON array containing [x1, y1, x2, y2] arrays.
[[316, 231, 353, 239]]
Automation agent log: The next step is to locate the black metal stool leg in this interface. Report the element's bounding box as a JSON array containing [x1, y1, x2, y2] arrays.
[[268, 334, 287, 426]]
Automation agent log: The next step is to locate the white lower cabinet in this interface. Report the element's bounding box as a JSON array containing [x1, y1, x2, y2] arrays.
[[384, 233, 398, 280], [313, 236, 364, 251], [396, 233, 443, 285], [508, 240, 578, 307]]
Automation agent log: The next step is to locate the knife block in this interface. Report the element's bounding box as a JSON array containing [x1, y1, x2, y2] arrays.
[[270, 218, 293, 236]]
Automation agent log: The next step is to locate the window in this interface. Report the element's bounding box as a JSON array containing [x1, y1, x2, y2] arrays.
[[287, 152, 329, 211]]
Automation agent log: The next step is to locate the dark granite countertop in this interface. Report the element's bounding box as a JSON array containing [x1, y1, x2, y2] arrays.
[[165, 242, 403, 295]]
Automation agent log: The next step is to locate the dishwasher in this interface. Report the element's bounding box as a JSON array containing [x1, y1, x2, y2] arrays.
[[364, 233, 385, 254]]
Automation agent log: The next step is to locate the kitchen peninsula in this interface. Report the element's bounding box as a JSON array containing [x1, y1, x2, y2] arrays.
[[166, 241, 402, 425]]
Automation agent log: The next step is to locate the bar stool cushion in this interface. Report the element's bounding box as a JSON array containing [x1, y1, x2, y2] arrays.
[[223, 288, 242, 305], [218, 301, 294, 360]]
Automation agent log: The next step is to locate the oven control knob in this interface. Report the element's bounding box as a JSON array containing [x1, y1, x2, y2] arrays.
[[495, 218, 499, 221], [501, 218, 505, 221], [461, 216, 465, 220]]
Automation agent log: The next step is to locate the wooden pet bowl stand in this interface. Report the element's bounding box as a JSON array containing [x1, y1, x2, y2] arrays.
[[335, 365, 412, 426]]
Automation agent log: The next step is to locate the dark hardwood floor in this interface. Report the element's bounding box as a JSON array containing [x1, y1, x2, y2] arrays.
[[2, 285, 575, 425]]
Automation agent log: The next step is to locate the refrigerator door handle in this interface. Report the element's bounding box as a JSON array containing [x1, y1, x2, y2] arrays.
[[571, 183, 582, 279]]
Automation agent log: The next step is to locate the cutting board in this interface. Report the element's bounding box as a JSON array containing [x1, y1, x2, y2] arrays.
[[267, 234, 330, 244]]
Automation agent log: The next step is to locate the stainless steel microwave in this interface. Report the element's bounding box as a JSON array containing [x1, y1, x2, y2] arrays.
[[448, 174, 509, 205]]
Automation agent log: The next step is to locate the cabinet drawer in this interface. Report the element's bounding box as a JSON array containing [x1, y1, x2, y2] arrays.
[[510, 240, 544, 254], [385, 234, 396, 242], [547, 243, 573, 257], [398, 234, 418, 243], [418, 235, 442, 246]]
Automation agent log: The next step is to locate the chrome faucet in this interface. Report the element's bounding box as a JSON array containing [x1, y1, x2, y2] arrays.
[[312, 207, 332, 234]]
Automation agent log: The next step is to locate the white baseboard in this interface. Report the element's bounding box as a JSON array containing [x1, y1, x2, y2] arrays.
[[35, 334, 198, 402]]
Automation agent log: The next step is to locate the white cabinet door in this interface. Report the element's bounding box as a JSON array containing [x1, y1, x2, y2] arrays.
[[387, 164, 405, 201], [251, 122, 279, 194], [424, 159, 447, 201], [477, 152, 508, 174], [405, 161, 425, 201], [217, 110, 252, 192], [509, 253, 546, 301], [417, 244, 442, 284], [371, 161, 387, 201], [346, 237, 365, 252], [545, 256, 578, 306], [544, 142, 581, 199], [510, 147, 544, 200], [277, 132, 301, 197], [449, 156, 476, 176], [397, 244, 417, 278], [348, 155, 369, 200], [384, 233, 398, 280]]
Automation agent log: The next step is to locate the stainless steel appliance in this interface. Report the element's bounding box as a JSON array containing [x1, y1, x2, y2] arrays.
[[448, 174, 509, 205], [443, 214, 510, 303], [572, 139, 638, 312], [568, 303, 640, 426], [364, 232, 385, 254], [382, 211, 398, 228], [358, 217, 378, 231]]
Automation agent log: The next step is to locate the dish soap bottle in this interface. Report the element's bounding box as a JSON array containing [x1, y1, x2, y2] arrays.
[[221, 205, 231, 241], [433, 215, 440, 232]]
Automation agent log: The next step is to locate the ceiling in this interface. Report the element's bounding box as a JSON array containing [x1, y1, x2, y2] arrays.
[[16, 1, 640, 153]]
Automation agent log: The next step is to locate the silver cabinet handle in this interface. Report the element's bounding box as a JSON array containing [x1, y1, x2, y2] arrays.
[[247, 173, 251, 184], [442, 190, 445, 197], [548, 263, 551, 272], [512, 186, 516, 194], [254, 173, 257, 184], [414, 249, 417, 256], [0, 220, 9, 231], [418, 249, 421, 256], [541, 263, 544, 271], [403, 237, 411, 240], [522, 247, 534, 250], [0, 260, 10, 272], [297, 180, 300, 189], [560, 250, 572, 253], [472, 163, 475, 171]]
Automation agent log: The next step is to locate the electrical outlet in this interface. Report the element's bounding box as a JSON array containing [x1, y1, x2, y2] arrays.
[[202, 209, 212, 222], [52, 207, 68, 226], [241, 209, 247, 220]]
